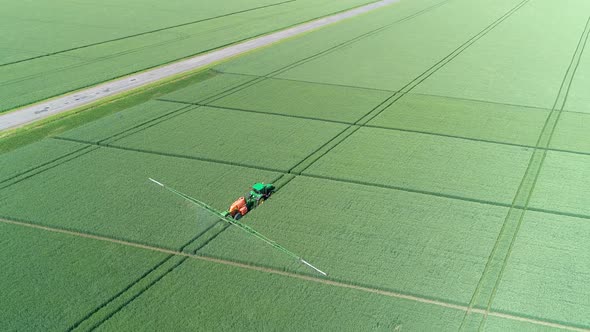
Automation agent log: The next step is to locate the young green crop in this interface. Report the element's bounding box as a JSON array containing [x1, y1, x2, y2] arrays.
[[1, 0, 280, 60], [210, 76, 390, 123], [215, 0, 446, 76], [0, 145, 280, 249], [0, 222, 167, 331], [303, 127, 533, 205], [0, 139, 86, 183], [59, 100, 189, 143], [369, 93, 550, 146], [564, 40, 590, 113], [199, 176, 509, 305], [159, 73, 253, 105], [549, 112, 590, 154], [96, 258, 467, 331], [490, 211, 590, 327], [414, 0, 590, 109], [273, 0, 521, 91], [529, 151, 590, 217], [110, 106, 347, 171], [2, 0, 590, 329]]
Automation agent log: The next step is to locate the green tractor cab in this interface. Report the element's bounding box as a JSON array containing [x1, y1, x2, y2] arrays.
[[251, 182, 275, 200]]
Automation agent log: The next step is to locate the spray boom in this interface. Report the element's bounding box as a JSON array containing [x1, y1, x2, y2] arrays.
[[148, 178, 327, 276]]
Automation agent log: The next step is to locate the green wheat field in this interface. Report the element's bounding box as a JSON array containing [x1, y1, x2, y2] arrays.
[[1, 0, 590, 330]]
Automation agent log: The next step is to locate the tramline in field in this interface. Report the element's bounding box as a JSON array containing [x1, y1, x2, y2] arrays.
[[148, 178, 327, 276]]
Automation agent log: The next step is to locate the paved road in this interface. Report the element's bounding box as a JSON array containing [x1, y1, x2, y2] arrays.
[[0, 0, 398, 132]]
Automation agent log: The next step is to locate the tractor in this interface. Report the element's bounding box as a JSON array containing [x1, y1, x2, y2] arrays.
[[223, 183, 275, 220]]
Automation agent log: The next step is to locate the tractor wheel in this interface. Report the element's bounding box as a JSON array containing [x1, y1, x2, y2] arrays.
[[234, 212, 242, 220], [258, 198, 265, 206]]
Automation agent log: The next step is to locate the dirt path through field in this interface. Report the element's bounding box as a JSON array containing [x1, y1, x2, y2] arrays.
[[1, 217, 587, 332], [0, 0, 398, 132]]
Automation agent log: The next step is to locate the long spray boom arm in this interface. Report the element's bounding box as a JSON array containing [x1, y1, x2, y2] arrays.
[[148, 178, 327, 276]]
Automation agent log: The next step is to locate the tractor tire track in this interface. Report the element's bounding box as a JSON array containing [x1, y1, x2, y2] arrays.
[[156, 99, 354, 125], [1, 217, 588, 332], [68, 220, 222, 331], [285, 0, 532, 179], [459, 14, 590, 331], [50, 136, 590, 223], [0, 145, 92, 186], [197, 0, 452, 105], [71, 166, 299, 330], [0, 146, 99, 191], [158, 97, 590, 158], [66, 255, 176, 331], [53, 136, 286, 173], [82, 0, 448, 145], [215, 69, 397, 93]]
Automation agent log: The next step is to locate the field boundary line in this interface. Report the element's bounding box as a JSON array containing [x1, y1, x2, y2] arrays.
[[218, 70, 590, 116], [215, 69, 398, 93], [0, 0, 403, 130], [459, 14, 590, 331], [66, 255, 176, 331], [0, 145, 91, 186], [0, 0, 296, 68], [1, 34, 196, 87], [49, 0, 446, 145], [287, 0, 531, 178], [97, 104, 197, 145], [158, 97, 590, 158], [301, 173, 590, 221], [408, 91, 590, 117], [0, 146, 99, 191], [53, 136, 287, 173], [1, 217, 587, 332], [477, 15, 590, 330], [176, 0, 450, 114], [48, 136, 590, 223], [364, 124, 537, 149], [67, 219, 224, 331], [356, 0, 531, 126], [156, 99, 355, 125], [15, 171, 306, 330], [266, 0, 453, 79], [75, 223, 220, 331]]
